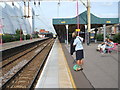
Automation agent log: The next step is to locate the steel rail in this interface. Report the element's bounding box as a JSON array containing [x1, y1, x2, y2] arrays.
[[2, 39, 53, 89], [2, 38, 49, 61], [28, 40, 54, 89], [1, 39, 50, 69]]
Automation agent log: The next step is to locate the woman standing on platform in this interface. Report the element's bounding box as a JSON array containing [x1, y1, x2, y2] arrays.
[[70, 32, 76, 55], [73, 31, 84, 71]]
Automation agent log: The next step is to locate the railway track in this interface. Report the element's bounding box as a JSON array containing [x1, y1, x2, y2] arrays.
[[1, 39, 50, 69], [1, 39, 54, 89]]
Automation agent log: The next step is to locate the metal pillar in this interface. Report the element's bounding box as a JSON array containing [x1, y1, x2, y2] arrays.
[[76, 0, 80, 29], [85, 25, 87, 44], [28, 0, 30, 17], [103, 24, 106, 42], [87, 0, 91, 45], [0, 19, 3, 45], [20, 24, 22, 41], [66, 25, 68, 45], [24, 0, 26, 18], [32, 8, 35, 35]]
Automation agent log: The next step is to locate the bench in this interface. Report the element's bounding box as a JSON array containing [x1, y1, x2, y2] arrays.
[[107, 43, 119, 53]]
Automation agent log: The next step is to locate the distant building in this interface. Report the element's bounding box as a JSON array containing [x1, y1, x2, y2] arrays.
[[39, 29, 49, 34], [39, 29, 50, 38], [39, 29, 45, 33]]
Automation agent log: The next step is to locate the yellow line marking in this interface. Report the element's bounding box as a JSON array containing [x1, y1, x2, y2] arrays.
[[59, 43, 77, 89]]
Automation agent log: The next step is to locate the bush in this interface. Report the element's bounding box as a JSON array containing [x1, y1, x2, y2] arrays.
[[26, 34, 31, 40], [2, 34, 13, 43], [16, 29, 23, 35], [32, 34, 39, 38], [113, 33, 120, 44], [13, 34, 20, 41], [2, 34, 32, 43], [96, 34, 103, 41]]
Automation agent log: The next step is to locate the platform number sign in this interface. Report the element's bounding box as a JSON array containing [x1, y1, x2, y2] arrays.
[[106, 21, 111, 23], [76, 29, 80, 32]]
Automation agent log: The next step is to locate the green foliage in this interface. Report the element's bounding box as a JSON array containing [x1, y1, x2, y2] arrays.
[[16, 29, 23, 35], [106, 34, 110, 39], [26, 34, 31, 39], [13, 34, 20, 41], [2, 29, 39, 43], [2, 34, 13, 43], [113, 33, 120, 44], [96, 33, 120, 43], [32, 34, 39, 38], [96, 34, 103, 41]]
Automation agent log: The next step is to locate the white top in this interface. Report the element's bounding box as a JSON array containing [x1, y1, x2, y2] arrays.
[[73, 36, 83, 51]]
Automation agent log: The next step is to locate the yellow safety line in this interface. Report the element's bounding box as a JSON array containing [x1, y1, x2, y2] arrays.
[[59, 43, 77, 89]]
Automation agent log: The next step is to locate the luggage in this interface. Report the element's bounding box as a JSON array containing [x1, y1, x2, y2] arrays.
[[73, 64, 81, 71]]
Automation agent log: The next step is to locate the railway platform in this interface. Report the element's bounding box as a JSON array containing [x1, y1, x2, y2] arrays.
[[35, 38, 119, 89], [1, 38, 49, 60], [1, 37, 119, 89], [35, 38, 94, 88], [1, 38, 48, 51], [35, 38, 75, 88], [64, 43, 119, 88]]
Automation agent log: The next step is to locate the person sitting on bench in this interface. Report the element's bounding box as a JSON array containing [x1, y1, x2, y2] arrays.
[[101, 39, 114, 54]]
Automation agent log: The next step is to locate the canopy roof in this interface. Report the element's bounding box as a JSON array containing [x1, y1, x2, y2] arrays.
[[53, 11, 119, 25]]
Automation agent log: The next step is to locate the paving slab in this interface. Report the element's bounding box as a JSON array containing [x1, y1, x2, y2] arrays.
[[65, 43, 118, 88]]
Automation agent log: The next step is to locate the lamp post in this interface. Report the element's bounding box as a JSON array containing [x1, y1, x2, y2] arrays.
[[17, 17, 23, 41], [20, 24, 22, 41], [76, 0, 79, 30], [80, 0, 91, 45], [0, 27, 3, 45], [0, 19, 4, 45], [11, 16, 23, 41]]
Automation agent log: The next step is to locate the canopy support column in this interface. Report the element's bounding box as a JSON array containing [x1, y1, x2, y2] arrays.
[[66, 25, 69, 45], [103, 24, 106, 42]]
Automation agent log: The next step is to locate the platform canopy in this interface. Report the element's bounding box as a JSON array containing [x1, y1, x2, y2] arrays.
[[53, 11, 119, 25]]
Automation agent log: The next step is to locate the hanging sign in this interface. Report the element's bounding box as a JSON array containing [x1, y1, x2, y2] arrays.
[[61, 21, 66, 23], [106, 21, 111, 23], [76, 29, 80, 32]]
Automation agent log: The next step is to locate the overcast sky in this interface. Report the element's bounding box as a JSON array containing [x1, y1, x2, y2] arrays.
[[32, 0, 119, 33], [1, 0, 119, 34]]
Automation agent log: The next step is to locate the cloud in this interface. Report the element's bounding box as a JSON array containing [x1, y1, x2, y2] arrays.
[[95, 13, 118, 18], [90, 0, 119, 2], [103, 2, 113, 6]]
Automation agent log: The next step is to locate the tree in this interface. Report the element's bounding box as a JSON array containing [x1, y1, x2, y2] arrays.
[[16, 29, 23, 35]]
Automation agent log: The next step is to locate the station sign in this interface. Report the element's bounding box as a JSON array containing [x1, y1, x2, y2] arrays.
[[61, 21, 66, 23], [106, 21, 111, 23], [75, 29, 80, 32]]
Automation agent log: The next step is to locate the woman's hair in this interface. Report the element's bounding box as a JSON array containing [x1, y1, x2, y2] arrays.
[[72, 32, 77, 37], [109, 39, 113, 41]]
